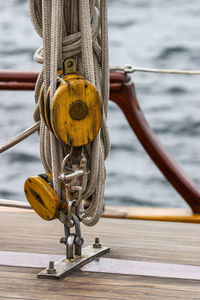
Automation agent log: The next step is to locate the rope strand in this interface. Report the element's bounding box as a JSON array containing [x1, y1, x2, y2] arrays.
[[0, 122, 40, 154]]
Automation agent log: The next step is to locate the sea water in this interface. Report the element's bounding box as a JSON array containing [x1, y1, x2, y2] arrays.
[[0, 0, 200, 208]]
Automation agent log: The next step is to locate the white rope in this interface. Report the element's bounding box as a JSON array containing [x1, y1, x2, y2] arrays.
[[0, 1, 110, 226], [110, 65, 200, 75], [0, 199, 31, 209], [0, 122, 40, 154], [49, 0, 64, 197], [29, 0, 110, 226]]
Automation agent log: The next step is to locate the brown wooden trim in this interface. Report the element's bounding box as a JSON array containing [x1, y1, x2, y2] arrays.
[[0, 82, 35, 90], [110, 78, 200, 213], [0, 70, 124, 91], [0, 81, 122, 92], [110, 71, 130, 83], [0, 70, 38, 82]]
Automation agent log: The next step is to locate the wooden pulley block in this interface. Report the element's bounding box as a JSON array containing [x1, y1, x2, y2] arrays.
[[50, 59, 103, 147], [24, 173, 61, 221]]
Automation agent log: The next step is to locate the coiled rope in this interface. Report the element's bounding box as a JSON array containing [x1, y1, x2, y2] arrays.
[[29, 0, 110, 226]]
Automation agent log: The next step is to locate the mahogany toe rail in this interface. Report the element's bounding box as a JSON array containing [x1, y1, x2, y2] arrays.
[[0, 70, 200, 212], [109, 72, 200, 213], [0, 70, 38, 90]]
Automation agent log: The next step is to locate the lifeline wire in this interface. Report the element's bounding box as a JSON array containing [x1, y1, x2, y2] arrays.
[[110, 65, 200, 75]]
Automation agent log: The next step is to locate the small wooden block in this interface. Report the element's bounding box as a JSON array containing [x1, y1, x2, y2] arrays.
[[51, 74, 102, 147], [24, 176, 61, 221]]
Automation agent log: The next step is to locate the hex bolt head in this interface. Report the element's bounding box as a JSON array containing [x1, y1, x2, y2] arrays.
[[93, 237, 102, 249], [47, 261, 56, 274]]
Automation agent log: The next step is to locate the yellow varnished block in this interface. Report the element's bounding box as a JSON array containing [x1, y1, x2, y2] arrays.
[[38, 59, 102, 147], [24, 175, 61, 221], [51, 73, 102, 147]]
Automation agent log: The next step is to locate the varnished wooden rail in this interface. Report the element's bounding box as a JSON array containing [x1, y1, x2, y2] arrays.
[[0, 70, 128, 91], [109, 72, 200, 213], [0, 70, 200, 213]]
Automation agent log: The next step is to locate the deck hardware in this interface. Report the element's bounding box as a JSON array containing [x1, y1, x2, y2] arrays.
[[37, 152, 109, 279], [36, 149, 109, 279], [109, 65, 200, 75], [49, 58, 103, 147], [58, 153, 87, 260], [38, 245, 110, 279], [60, 215, 84, 260], [66, 234, 76, 260], [38, 58, 103, 147], [93, 237, 102, 249], [110, 65, 134, 74], [47, 261, 56, 274], [59, 153, 88, 222]]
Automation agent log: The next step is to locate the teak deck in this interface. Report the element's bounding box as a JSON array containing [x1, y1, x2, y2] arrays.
[[0, 207, 200, 299]]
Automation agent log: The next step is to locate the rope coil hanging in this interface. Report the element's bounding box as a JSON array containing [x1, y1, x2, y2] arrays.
[[29, 0, 110, 226]]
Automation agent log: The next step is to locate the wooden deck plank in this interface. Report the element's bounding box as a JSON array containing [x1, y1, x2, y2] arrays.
[[0, 207, 200, 299], [0, 267, 200, 299], [1, 208, 200, 265]]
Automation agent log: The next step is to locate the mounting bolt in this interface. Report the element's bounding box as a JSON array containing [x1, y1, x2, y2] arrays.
[[47, 261, 56, 274], [93, 237, 102, 249]]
